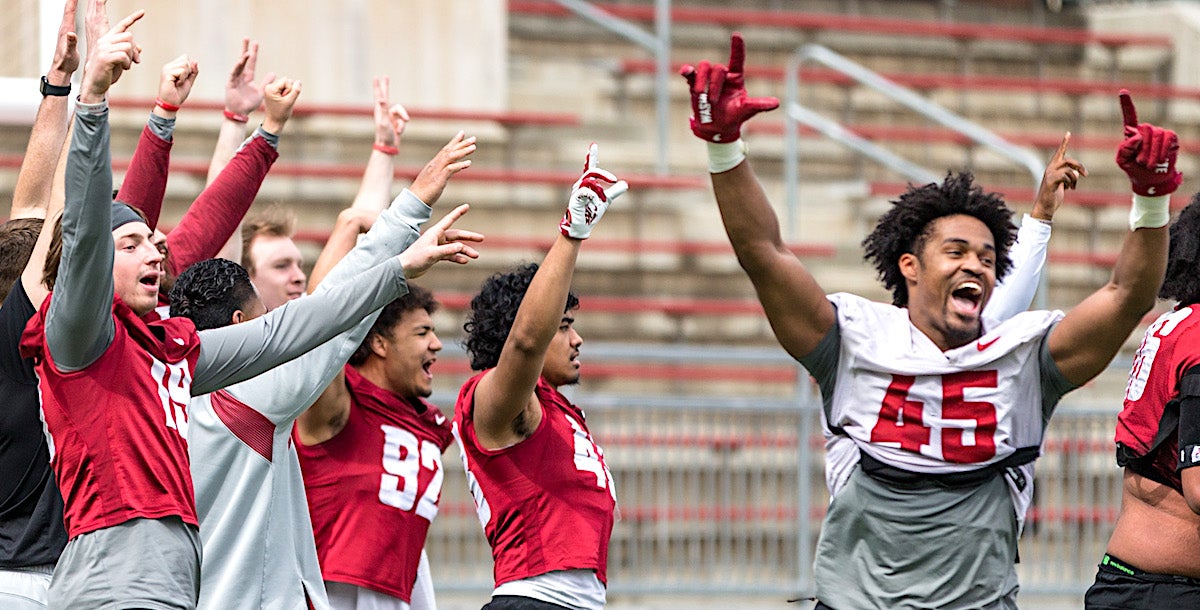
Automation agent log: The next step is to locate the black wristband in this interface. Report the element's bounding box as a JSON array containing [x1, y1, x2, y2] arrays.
[[40, 76, 71, 97]]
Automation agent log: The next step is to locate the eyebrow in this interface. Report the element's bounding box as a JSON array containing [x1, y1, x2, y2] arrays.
[[943, 237, 995, 252], [561, 316, 575, 325]]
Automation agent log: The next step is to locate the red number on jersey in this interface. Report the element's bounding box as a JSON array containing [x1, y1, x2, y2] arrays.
[[870, 371, 998, 463], [941, 370, 998, 463], [869, 375, 930, 452]]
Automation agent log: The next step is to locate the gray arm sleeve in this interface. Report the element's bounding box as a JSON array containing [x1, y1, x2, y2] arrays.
[[45, 104, 117, 372], [1038, 322, 1078, 424], [191, 257, 407, 395], [219, 189, 432, 423]]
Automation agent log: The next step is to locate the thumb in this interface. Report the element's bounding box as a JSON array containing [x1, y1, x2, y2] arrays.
[[744, 96, 780, 114]]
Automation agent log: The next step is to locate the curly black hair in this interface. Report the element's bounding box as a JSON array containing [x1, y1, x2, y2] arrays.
[[348, 284, 440, 366], [862, 171, 1015, 306], [169, 258, 260, 330], [462, 262, 579, 371], [1160, 194, 1200, 305]]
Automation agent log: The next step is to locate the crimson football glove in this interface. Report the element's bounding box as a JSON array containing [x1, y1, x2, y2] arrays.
[[560, 143, 628, 240], [680, 32, 779, 143], [1116, 89, 1182, 197]]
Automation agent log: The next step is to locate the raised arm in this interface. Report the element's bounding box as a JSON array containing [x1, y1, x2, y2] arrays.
[[985, 132, 1085, 322], [113, 54, 198, 230], [352, 76, 410, 212], [164, 77, 297, 274], [192, 206, 478, 395], [308, 130, 474, 290], [682, 33, 832, 360], [1049, 91, 1175, 385], [208, 38, 270, 262], [10, 0, 78, 221], [472, 144, 626, 448], [46, 8, 144, 372]]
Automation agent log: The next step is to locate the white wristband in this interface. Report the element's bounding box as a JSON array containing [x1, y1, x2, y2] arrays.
[[1129, 193, 1171, 231], [707, 140, 748, 174]]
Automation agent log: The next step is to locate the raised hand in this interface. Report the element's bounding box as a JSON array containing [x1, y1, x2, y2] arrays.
[[83, 0, 111, 62], [410, 130, 476, 205], [1034, 132, 1087, 221], [157, 54, 199, 109], [225, 38, 270, 119], [1116, 89, 1182, 197], [680, 32, 779, 143], [80, 9, 144, 103], [48, 0, 80, 83], [560, 143, 628, 240], [262, 76, 302, 135], [372, 76, 410, 149], [398, 204, 484, 279]]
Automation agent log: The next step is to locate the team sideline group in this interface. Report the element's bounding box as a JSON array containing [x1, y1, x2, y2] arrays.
[[2, 1, 1199, 609]]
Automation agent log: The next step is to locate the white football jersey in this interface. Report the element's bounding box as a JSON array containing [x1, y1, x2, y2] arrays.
[[818, 293, 1066, 530]]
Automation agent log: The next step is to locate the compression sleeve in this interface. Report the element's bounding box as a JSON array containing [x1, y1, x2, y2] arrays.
[[1178, 365, 1200, 469], [114, 115, 173, 229], [45, 103, 116, 372], [217, 189, 431, 424], [983, 214, 1051, 324], [191, 257, 407, 395], [165, 133, 279, 275]]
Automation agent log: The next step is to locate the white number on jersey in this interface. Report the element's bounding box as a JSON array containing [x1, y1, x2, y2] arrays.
[[151, 357, 191, 441], [1126, 307, 1193, 402], [378, 425, 444, 522], [564, 413, 617, 501], [451, 421, 492, 529]]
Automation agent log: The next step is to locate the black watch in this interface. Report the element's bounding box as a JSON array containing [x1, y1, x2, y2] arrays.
[[40, 76, 71, 97]]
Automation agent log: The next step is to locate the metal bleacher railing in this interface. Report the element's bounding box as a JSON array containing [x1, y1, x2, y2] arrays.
[[420, 340, 1126, 601]]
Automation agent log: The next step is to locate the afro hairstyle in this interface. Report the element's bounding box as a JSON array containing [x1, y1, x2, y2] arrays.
[[462, 262, 579, 371], [861, 171, 1015, 306], [1161, 193, 1200, 306]]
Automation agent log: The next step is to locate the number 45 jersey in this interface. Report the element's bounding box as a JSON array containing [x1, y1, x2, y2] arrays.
[[810, 294, 1075, 520]]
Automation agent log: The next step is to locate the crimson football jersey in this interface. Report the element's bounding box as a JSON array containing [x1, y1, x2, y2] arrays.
[[20, 295, 201, 539], [296, 365, 454, 602], [1115, 306, 1200, 492], [453, 372, 616, 587]]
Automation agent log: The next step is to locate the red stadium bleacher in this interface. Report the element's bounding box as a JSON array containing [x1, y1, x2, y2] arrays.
[[510, 1, 1171, 51]]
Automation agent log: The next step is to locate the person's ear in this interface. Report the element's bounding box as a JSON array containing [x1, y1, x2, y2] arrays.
[[369, 334, 389, 359], [231, 309, 246, 325], [899, 252, 920, 283]]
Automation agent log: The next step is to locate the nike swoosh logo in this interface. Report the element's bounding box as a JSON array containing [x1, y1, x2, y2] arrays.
[[173, 338, 185, 346], [435, 414, 446, 425], [977, 336, 1000, 351]]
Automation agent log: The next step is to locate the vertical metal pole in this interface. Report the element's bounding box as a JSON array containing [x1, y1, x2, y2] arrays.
[[654, 0, 671, 175], [784, 56, 801, 240], [796, 369, 814, 596]]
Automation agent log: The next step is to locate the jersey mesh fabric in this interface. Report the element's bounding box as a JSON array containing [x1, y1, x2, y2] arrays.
[[19, 295, 201, 538], [296, 365, 453, 602], [1114, 306, 1200, 492], [453, 372, 615, 588]]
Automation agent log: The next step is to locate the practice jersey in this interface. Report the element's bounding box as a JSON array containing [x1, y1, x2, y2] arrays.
[[297, 365, 453, 602], [19, 295, 201, 539], [453, 372, 616, 588], [1114, 306, 1200, 492], [806, 293, 1073, 522]]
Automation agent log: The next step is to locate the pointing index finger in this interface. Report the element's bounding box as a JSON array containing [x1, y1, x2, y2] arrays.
[[728, 32, 745, 73], [1053, 131, 1070, 160], [115, 9, 144, 33], [1119, 89, 1138, 129]]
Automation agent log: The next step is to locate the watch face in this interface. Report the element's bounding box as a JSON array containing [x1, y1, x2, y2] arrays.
[[40, 76, 70, 97]]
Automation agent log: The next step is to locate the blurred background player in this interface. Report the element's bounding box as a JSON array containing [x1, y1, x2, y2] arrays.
[[0, 0, 77, 606], [681, 33, 1174, 609], [454, 143, 626, 610]]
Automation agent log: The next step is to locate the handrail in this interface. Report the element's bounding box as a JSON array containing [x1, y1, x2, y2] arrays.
[[782, 44, 1046, 238], [551, 0, 671, 174]]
